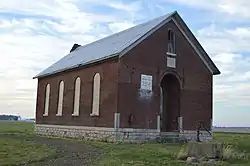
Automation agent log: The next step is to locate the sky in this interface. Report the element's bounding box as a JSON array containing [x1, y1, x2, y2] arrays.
[[0, 0, 250, 127]]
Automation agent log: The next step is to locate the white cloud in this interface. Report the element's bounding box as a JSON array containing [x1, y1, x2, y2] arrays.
[[197, 24, 250, 54], [0, 19, 16, 28], [166, 0, 250, 19], [108, 21, 135, 33], [0, 0, 142, 117], [227, 28, 250, 39], [196, 24, 250, 108], [107, 1, 142, 13], [0, 32, 71, 117]]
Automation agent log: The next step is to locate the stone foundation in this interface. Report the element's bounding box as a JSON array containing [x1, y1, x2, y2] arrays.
[[35, 124, 213, 143], [182, 130, 213, 142]]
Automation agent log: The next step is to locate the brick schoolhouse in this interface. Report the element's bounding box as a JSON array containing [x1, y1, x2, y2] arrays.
[[34, 11, 220, 142]]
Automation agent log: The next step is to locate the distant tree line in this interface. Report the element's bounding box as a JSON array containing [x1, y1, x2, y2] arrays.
[[0, 115, 20, 121]]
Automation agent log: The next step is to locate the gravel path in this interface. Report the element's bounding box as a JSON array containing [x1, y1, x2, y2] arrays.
[[5, 135, 102, 166]]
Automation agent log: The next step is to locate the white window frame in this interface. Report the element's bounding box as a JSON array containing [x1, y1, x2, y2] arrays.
[[167, 29, 176, 56], [56, 80, 64, 116], [72, 77, 81, 116], [43, 84, 50, 116], [90, 73, 101, 116]]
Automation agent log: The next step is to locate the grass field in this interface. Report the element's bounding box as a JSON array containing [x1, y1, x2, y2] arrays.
[[0, 122, 56, 166], [0, 137, 56, 166], [1, 122, 250, 166]]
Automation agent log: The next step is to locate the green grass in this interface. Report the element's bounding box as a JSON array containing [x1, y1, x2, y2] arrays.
[[86, 133, 250, 166], [1, 122, 250, 165], [89, 142, 187, 166], [0, 122, 56, 166], [215, 132, 250, 153], [87, 141, 249, 166], [0, 121, 34, 136], [0, 137, 56, 166]]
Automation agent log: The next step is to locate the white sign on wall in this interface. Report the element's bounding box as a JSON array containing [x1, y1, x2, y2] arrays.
[[140, 74, 153, 91], [167, 57, 176, 68]]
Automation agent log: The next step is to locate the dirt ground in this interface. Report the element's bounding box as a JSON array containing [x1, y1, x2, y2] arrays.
[[6, 135, 102, 166]]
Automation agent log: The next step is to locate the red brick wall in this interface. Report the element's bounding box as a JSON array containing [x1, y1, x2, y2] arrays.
[[117, 20, 212, 130], [36, 59, 119, 127], [36, 20, 213, 131]]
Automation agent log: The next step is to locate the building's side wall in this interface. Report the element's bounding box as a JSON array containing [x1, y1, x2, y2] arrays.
[[117, 20, 213, 131], [36, 59, 119, 127]]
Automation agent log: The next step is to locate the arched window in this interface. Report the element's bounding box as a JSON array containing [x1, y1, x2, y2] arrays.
[[167, 30, 175, 54], [56, 80, 64, 116], [91, 73, 101, 116], [43, 84, 50, 116], [72, 77, 81, 116]]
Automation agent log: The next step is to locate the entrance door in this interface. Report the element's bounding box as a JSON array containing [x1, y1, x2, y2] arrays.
[[160, 74, 180, 132]]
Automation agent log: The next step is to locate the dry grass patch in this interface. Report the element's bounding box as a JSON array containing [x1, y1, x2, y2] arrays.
[[222, 144, 248, 161], [176, 145, 188, 160]]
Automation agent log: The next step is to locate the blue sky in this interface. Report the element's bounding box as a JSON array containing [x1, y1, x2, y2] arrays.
[[0, 0, 250, 127]]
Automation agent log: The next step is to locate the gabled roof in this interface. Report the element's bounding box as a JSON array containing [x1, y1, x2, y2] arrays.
[[34, 11, 220, 79]]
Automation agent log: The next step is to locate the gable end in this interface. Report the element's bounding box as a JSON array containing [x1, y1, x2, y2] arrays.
[[119, 12, 220, 75]]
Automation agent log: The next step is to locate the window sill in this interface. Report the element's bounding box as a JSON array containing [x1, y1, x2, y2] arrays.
[[166, 52, 177, 56], [72, 114, 79, 117], [43, 114, 48, 117], [90, 113, 99, 117], [167, 66, 176, 69], [56, 114, 62, 117]]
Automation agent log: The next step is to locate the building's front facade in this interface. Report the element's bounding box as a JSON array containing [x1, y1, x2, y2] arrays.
[[34, 11, 220, 142]]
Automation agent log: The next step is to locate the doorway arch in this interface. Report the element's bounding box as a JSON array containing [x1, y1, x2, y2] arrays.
[[160, 73, 181, 132]]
